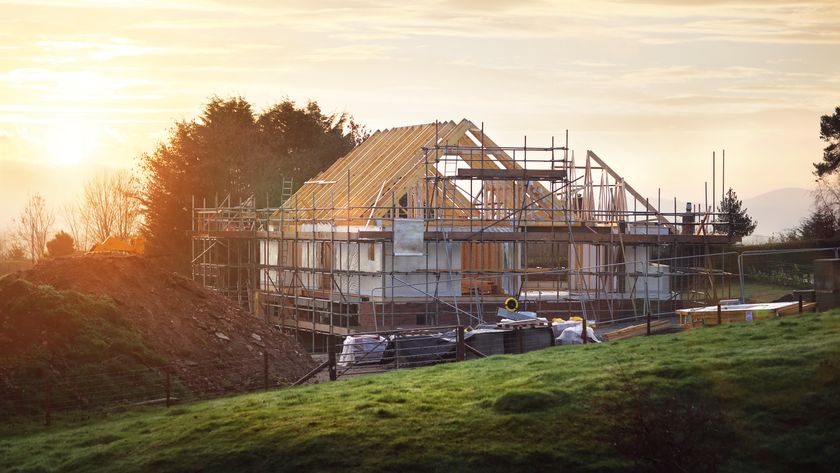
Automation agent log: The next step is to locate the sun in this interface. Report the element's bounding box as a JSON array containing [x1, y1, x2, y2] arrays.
[[45, 121, 99, 165]]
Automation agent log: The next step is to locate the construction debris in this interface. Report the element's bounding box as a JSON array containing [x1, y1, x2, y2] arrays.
[[677, 301, 816, 328]]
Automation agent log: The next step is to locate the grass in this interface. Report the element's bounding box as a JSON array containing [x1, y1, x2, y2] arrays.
[[741, 280, 794, 302], [0, 278, 167, 415], [2, 312, 840, 472]]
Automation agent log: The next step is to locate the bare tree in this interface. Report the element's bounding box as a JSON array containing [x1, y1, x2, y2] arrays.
[[80, 171, 142, 243], [0, 230, 7, 260], [63, 200, 90, 251], [815, 174, 840, 221], [13, 193, 55, 262]]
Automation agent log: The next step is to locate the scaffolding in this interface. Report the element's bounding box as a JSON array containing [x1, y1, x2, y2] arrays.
[[192, 120, 735, 350]]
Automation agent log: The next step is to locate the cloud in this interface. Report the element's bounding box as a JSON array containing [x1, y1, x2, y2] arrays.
[[33, 36, 158, 62], [304, 44, 395, 62], [619, 65, 770, 85]]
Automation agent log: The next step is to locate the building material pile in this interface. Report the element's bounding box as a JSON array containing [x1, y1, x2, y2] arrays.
[[601, 319, 672, 341], [677, 301, 816, 328]]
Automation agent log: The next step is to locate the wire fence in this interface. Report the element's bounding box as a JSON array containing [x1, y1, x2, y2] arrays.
[[0, 321, 600, 427], [1, 253, 822, 429], [0, 352, 303, 426], [292, 321, 606, 383]]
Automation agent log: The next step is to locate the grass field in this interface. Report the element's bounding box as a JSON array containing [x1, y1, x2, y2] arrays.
[[2, 312, 840, 472], [741, 280, 796, 302]]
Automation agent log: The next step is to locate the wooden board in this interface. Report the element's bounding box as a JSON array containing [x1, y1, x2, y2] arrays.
[[677, 302, 816, 328], [497, 320, 551, 329], [601, 319, 672, 341], [456, 168, 567, 179]]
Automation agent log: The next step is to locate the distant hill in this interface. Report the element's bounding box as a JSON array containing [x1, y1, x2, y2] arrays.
[[742, 187, 812, 241]]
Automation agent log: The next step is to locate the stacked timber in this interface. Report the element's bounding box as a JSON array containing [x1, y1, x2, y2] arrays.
[[601, 319, 672, 342], [497, 319, 551, 330]]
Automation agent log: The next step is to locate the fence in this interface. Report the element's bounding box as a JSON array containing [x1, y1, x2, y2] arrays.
[[1, 280, 814, 429], [1, 322, 591, 427], [0, 352, 302, 426], [294, 323, 594, 382]]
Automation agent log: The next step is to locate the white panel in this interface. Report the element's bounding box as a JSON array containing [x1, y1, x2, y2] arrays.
[[393, 218, 425, 256]]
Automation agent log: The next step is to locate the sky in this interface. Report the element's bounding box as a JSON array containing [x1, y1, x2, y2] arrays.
[[1, 0, 838, 236]]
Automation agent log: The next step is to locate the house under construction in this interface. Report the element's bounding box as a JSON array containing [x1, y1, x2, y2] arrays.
[[192, 119, 736, 349]]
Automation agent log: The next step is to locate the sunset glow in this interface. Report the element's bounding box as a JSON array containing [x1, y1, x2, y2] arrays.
[[1, 1, 839, 236], [45, 122, 99, 165]]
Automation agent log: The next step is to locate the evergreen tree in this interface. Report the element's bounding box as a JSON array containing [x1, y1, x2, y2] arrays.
[[796, 206, 839, 240], [814, 106, 840, 177], [714, 188, 757, 238], [139, 96, 363, 272]]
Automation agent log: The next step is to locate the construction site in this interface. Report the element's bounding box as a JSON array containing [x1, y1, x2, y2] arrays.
[[191, 119, 738, 352]]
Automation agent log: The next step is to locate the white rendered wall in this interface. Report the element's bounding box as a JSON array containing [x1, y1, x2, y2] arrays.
[[261, 238, 462, 298]]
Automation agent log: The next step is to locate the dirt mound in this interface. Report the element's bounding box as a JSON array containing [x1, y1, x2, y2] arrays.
[[3, 253, 314, 393]]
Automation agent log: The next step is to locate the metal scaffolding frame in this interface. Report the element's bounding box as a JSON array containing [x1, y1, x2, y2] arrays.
[[191, 120, 735, 351]]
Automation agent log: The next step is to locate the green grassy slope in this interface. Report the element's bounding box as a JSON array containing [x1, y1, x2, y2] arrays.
[[2, 312, 840, 473], [0, 279, 166, 415]]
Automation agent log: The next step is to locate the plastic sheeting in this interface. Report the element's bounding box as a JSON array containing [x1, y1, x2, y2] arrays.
[[497, 308, 539, 321], [338, 335, 388, 367], [393, 218, 424, 256], [382, 335, 456, 366], [556, 324, 601, 345], [551, 320, 581, 338]]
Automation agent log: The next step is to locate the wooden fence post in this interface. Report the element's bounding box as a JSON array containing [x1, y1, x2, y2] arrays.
[[43, 378, 51, 427], [798, 293, 803, 314], [263, 351, 270, 390], [456, 326, 465, 362], [645, 312, 651, 336], [165, 369, 171, 408], [582, 317, 588, 344], [717, 303, 722, 325], [327, 337, 337, 381]]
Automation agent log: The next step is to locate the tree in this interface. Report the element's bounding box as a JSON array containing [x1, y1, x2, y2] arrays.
[[714, 188, 757, 238], [62, 200, 90, 251], [46, 231, 75, 257], [255, 99, 366, 200], [795, 206, 839, 240], [140, 96, 362, 271], [814, 106, 840, 177], [4, 244, 26, 261], [13, 194, 54, 263], [79, 171, 142, 243]]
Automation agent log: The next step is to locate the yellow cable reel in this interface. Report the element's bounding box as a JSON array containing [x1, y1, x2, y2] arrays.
[[504, 297, 519, 312]]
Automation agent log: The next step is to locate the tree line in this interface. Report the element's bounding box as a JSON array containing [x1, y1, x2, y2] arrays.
[[781, 106, 840, 241], [1, 171, 142, 261], [5, 99, 839, 265], [699, 105, 840, 243], [2, 96, 365, 270]]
